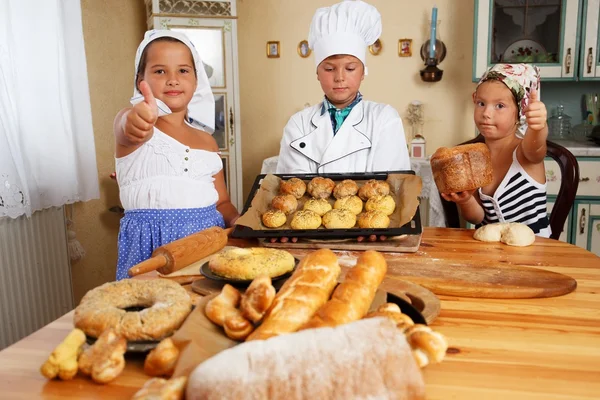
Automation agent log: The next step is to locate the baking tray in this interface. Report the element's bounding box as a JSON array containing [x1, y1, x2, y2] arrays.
[[231, 171, 422, 240]]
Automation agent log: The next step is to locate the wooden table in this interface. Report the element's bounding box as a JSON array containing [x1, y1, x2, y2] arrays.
[[1, 228, 599, 399]]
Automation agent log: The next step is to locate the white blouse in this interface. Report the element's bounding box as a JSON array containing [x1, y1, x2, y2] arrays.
[[116, 128, 222, 210]]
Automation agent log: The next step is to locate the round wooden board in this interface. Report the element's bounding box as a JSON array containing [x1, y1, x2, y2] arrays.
[[191, 271, 440, 324]]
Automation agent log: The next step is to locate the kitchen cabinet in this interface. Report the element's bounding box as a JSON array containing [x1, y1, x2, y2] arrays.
[[473, 0, 581, 81], [145, 0, 244, 210], [581, 0, 600, 79], [545, 155, 600, 255]]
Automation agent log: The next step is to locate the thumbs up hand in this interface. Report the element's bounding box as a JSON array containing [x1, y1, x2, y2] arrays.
[[524, 89, 547, 132], [124, 81, 159, 144]]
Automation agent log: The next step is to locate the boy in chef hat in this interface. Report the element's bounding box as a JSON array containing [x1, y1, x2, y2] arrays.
[[276, 0, 410, 175]]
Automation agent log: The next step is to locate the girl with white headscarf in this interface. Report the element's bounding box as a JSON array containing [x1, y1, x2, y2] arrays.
[[276, 0, 411, 174], [113, 30, 238, 281]]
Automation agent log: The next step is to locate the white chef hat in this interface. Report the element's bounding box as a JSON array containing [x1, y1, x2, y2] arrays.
[[308, 0, 382, 73], [130, 30, 215, 133]]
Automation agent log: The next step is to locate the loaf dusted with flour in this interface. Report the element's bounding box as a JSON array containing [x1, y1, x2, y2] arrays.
[[245, 248, 341, 341], [186, 318, 425, 400], [430, 143, 493, 194], [302, 250, 387, 329]]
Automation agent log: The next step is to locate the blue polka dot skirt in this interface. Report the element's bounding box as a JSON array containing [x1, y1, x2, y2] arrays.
[[116, 204, 225, 280]]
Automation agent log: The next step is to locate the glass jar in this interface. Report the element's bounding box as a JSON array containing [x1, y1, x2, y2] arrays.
[[547, 105, 572, 139]]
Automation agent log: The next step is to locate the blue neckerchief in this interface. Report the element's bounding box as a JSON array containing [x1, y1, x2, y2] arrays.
[[320, 92, 363, 134]]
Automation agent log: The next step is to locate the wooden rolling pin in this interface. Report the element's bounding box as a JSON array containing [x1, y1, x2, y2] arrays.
[[127, 226, 230, 277]]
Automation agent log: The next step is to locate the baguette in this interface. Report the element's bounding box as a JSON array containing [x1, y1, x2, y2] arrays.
[[245, 249, 341, 341], [302, 250, 387, 329], [186, 318, 425, 400]]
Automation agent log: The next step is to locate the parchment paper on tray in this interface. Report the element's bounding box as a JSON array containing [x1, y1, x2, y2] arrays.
[[235, 173, 423, 235]]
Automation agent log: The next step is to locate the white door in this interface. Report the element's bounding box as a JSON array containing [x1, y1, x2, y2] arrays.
[[150, 17, 244, 210], [581, 0, 600, 79], [473, 0, 580, 81]]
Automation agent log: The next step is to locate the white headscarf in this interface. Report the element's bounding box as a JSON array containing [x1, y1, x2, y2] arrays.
[[308, 0, 382, 74], [130, 30, 215, 133]]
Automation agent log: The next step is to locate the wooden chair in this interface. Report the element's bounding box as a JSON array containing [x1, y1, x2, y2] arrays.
[[439, 135, 579, 240]]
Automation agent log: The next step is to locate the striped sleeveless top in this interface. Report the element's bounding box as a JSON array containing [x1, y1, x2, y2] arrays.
[[478, 149, 551, 238]]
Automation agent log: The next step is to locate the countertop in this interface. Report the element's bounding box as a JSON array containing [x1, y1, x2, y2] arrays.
[[550, 137, 600, 157]]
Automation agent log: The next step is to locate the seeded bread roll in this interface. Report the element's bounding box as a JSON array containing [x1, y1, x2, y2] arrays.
[[290, 210, 322, 230], [358, 210, 390, 228], [303, 198, 332, 216], [321, 209, 357, 229], [333, 195, 363, 215], [430, 143, 493, 194], [261, 210, 287, 228], [365, 195, 396, 216]]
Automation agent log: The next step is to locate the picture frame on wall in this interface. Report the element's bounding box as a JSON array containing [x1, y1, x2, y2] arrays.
[[297, 40, 311, 58], [399, 39, 412, 57], [368, 38, 383, 55], [267, 41, 280, 58]]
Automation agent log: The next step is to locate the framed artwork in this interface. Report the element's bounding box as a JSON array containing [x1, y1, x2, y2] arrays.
[[399, 39, 412, 57], [266, 41, 280, 58], [297, 40, 311, 58], [368, 38, 383, 55]]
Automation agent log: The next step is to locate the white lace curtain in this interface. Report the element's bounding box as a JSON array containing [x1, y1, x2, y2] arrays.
[[0, 0, 99, 219]]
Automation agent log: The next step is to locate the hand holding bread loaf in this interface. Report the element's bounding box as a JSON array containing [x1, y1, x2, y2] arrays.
[[430, 143, 493, 194]]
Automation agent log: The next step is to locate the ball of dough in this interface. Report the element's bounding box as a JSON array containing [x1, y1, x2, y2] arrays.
[[365, 195, 396, 216], [303, 198, 332, 216], [321, 209, 357, 229], [261, 210, 287, 228], [501, 223, 535, 247], [333, 179, 359, 199], [333, 195, 363, 215], [271, 194, 298, 215], [307, 177, 335, 199], [279, 178, 306, 199], [358, 210, 390, 229], [290, 210, 322, 230], [358, 179, 390, 201], [473, 223, 508, 242], [473, 222, 535, 247]]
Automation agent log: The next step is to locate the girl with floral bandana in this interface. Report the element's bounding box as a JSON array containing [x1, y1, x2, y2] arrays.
[[442, 64, 551, 237]]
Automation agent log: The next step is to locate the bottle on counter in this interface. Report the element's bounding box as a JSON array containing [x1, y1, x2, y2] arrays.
[[547, 105, 572, 139]]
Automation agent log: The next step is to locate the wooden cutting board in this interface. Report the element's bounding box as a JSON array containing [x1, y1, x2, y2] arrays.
[[282, 249, 577, 299], [261, 234, 422, 252], [190, 269, 441, 325]]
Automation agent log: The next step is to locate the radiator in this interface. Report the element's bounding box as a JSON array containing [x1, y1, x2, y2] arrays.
[[0, 206, 74, 350]]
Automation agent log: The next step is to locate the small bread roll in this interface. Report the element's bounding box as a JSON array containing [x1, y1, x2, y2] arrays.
[[307, 177, 335, 199], [358, 210, 390, 228], [365, 195, 396, 216], [303, 198, 332, 216], [358, 179, 390, 201], [322, 209, 357, 229], [261, 209, 287, 228], [333, 179, 359, 199], [290, 210, 322, 229], [279, 177, 306, 199], [271, 194, 298, 215], [333, 195, 363, 215]]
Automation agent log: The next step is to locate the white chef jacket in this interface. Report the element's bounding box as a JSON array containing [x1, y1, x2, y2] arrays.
[[276, 100, 411, 174]]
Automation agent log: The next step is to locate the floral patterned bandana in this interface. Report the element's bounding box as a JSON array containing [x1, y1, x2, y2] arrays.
[[477, 63, 541, 137]]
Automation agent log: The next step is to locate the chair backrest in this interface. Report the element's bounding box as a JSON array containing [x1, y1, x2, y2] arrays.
[[439, 135, 579, 240]]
